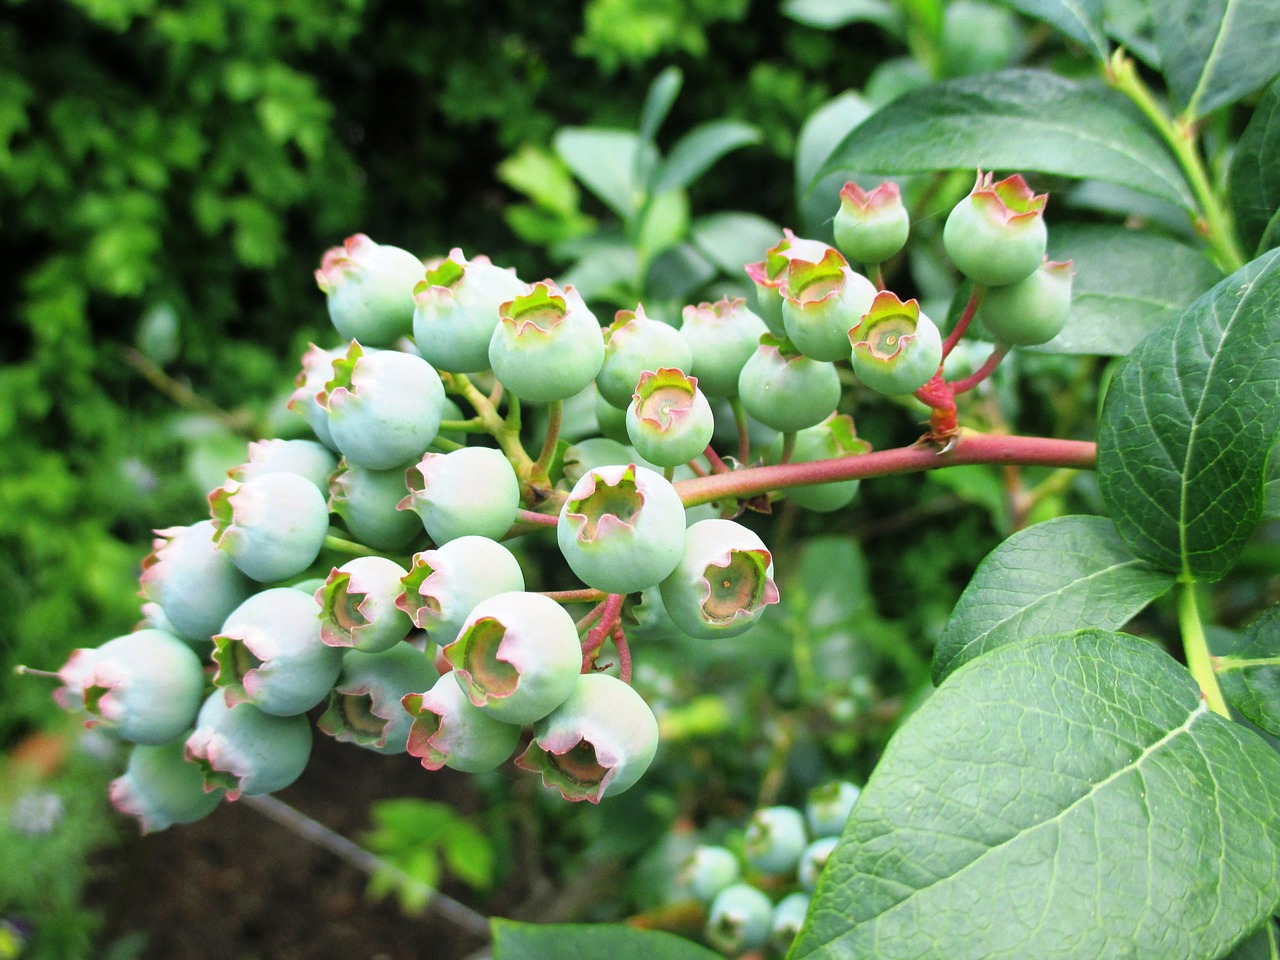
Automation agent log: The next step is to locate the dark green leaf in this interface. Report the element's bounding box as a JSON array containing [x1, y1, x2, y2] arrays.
[[794, 630, 1280, 960], [1229, 76, 1280, 257], [1223, 919, 1280, 960], [1152, 0, 1280, 119], [1032, 224, 1223, 355], [934, 516, 1174, 682], [990, 0, 1108, 59], [1219, 604, 1280, 738], [555, 128, 654, 219], [690, 211, 782, 275], [1104, 0, 1160, 67], [653, 121, 761, 195], [1266, 437, 1280, 520], [492, 920, 722, 960], [1097, 249, 1280, 580], [813, 70, 1194, 210]]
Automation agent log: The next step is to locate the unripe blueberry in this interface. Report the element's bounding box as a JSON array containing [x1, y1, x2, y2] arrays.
[[208, 472, 329, 583], [286, 343, 347, 449], [805, 779, 862, 837], [834, 180, 910, 266], [624, 585, 682, 641], [328, 460, 421, 552], [412, 248, 526, 373], [625, 368, 715, 468], [979, 257, 1074, 345], [771, 414, 871, 513], [515, 673, 659, 803], [562, 437, 654, 485], [228, 438, 337, 494], [403, 673, 522, 773], [315, 234, 423, 347], [139, 520, 253, 641], [771, 891, 812, 950], [489, 281, 605, 403], [745, 230, 837, 335], [318, 341, 446, 470], [848, 291, 943, 397], [557, 464, 687, 595], [596, 305, 693, 409], [55, 629, 205, 745], [738, 335, 842, 433], [594, 389, 631, 443], [798, 836, 839, 892], [943, 171, 1048, 287], [397, 535, 526, 646], [745, 804, 809, 875], [110, 740, 224, 834], [317, 556, 413, 652], [184, 693, 312, 800], [705, 883, 774, 954], [781, 248, 878, 362], [400, 447, 520, 544], [318, 645, 437, 754], [443, 591, 581, 724], [679, 844, 741, 902], [213, 587, 342, 716], [659, 519, 779, 639], [679, 297, 769, 398]]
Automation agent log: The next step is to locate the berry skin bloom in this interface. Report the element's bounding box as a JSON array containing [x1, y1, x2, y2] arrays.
[[315, 234, 423, 347], [943, 171, 1048, 287]]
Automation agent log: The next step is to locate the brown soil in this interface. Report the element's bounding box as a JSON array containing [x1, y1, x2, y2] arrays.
[[88, 733, 501, 960]]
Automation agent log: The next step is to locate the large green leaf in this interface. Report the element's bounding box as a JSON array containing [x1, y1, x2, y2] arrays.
[[1229, 76, 1280, 257], [933, 516, 1174, 682], [1152, 0, 1280, 120], [492, 920, 722, 960], [690, 211, 782, 275], [812, 70, 1194, 210], [795, 91, 873, 235], [792, 630, 1280, 960], [554, 128, 654, 219], [1219, 603, 1280, 738], [990, 0, 1108, 59], [1033, 223, 1223, 355], [652, 120, 761, 195], [1097, 249, 1280, 580]]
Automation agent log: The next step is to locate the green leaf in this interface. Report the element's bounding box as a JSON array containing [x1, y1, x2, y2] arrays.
[[1218, 603, 1280, 738], [794, 630, 1280, 960], [652, 120, 761, 195], [492, 919, 723, 960], [780, 0, 899, 31], [1032, 224, 1223, 355], [813, 70, 1195, 211], [1266, 437, 1280, 519], [689, 211, 782, 274], [636, 188, 690, 262], [639, 66, 683, 146], [1228, 76, 1280, 257], [990, 0, 1108, 59], [555, 128, 655, 219], [1224, 919, 1280, 960], [1097, 249, 1280, 580], [441, 821, 495, 892], [935, 516, 1174, 682], [1152, 0, 1280, 120], [497, 145, 581, 218], [794, 92, 873, 233]]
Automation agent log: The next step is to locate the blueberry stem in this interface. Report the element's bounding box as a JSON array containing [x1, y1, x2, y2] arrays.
[[729, 397, 751, 463], [674, 432, 1097, 507], [14, 666, 60, 680], [611, 624, 633, 683], [323, 533, 380, 556], [703, 444, 731, 474], [950, 343, 1009, 394], [941, 286, 984, 359], [531, 399, 564, 481]]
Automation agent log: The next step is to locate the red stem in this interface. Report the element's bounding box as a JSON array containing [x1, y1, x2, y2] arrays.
[[611, 624, 633, 683], [582, 593, 624, 668], [514, 508, 558, 527], [942, 286, 985, 359], [703, 444, 731, 474], [952, 344, 1010, 395], [673, 433, 1096, 507], [544, 588, 608, 603]]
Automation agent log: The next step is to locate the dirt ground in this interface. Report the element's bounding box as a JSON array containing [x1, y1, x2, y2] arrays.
[[88, 733, 498, 960]]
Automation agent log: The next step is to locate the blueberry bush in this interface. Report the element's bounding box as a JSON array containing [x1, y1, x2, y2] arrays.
[[11, 0, 1280, 958]]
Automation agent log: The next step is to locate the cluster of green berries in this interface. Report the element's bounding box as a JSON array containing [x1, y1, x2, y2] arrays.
[[676, 781, 862, 956], [48, 169, 1069, 834]]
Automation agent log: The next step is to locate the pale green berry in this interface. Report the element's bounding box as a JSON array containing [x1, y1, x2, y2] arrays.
[[706, 883, 773, 954], [738, 335, 842, 433], [412, 248, 526, 373], [781, 248, 878, 362], [745, 804, 808, 875], [979, 258, 1074, 345], [771, 414, 871, 513], [745, 229, 837, 335], [625, 368, 715, 468], [833, 180, 910, 266], [317, 644, 437, 754], [403, 673, 522, 773], [397, 535, 526, 647], [110, 740, 224, 834], [489, 281, 605, 402], [401, 446, 520, 544], [317, 556, 413, 652], [315, 234, 423, 347], [943, 171, 1048, 287], [679, 297, 768, 398], [596, 305, 692, 409], [659, 519, 779, 639], [184, 694, 312, 800], [848, 291, 943, 397]]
